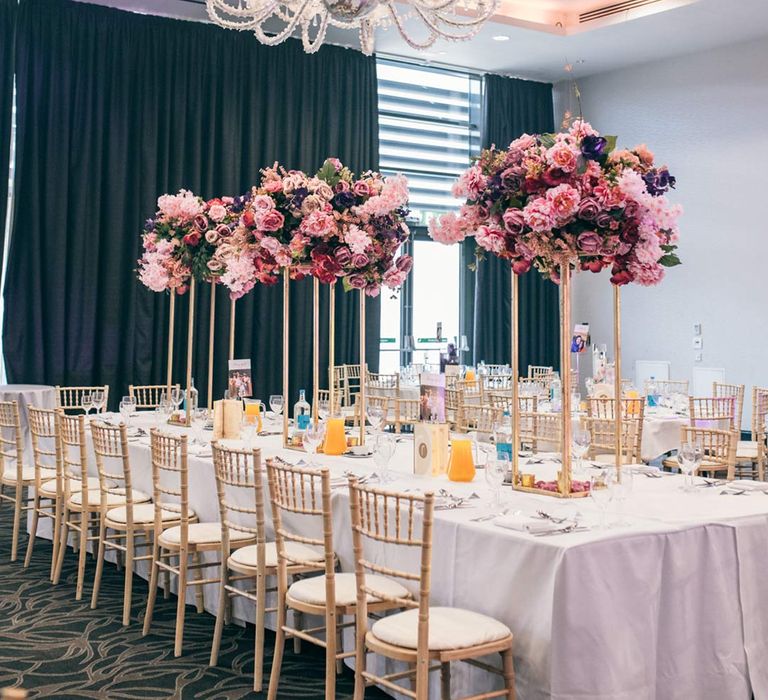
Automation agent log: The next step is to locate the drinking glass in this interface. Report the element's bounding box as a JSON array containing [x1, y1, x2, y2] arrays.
[[170, 387, 184, 413], [302, 421, 326, 466], [81, 391, 93, 416], [119, 396, 136, 425], [584, 377, 595, 397], [571, 428, 591, 477], [191, 408, 209, 446], [92, 389, 106, 414], [157, 397, 173, 426], [317, 398, 330, 422], [678, 441, 702, 492], [590, 470, 614, 529], [485, 456, 509, 510], [241, 414, 257, 449], [374, 433, 396, 483], [269, 394, 284, 423], [367, 405, 385, 434]]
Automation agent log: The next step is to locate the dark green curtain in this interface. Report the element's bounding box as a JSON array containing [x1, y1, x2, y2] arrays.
[[0, 0, 15, 257], [3, 0, 380, 407], [473, 74, 559, 372]]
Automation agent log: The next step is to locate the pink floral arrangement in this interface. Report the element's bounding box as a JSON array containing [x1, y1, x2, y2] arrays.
[[138, 190, 239, 293], [226, 158, 412, 297], [429, 120, 682, 286]]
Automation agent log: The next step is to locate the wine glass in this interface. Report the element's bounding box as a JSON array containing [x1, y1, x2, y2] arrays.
[[269, 394, 284, 424], [81, 391, 93, 416], [190, 408, 209, 446], [678, 441, 702, 492], [367, 404, 385, 434], [485, 456, 509, 510], [302, 421, 326, 466], [119, 396, 136, 426], [373, 433, 396, 483], [317, 398, 330, 422], [590, 470, 614, 529], [92, 389, 106, 414], [571, 428, 591, 477], [170, 387, 184, 414], [157, 397, 173, 426]]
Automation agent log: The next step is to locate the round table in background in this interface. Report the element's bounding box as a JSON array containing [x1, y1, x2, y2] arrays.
[[0, 384, 56, 462]]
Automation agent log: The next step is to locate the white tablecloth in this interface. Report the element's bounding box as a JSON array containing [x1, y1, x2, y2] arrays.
[[49, 413, 768, 700], [642, 407, 688, 461], [0, 384, 56, 461]]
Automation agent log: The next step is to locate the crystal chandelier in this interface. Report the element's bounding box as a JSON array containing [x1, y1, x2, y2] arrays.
[[206, 0, 498, 55]]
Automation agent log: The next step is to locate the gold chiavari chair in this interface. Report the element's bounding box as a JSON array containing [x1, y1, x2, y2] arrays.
[[586, 398, 645, 462], [128, 384, 180, 410], [55, 385, 110, 414], [527, 366, 553, 381], [349, 479, 515, 700], [689, 397, 737, 430], [90, 421, 169, 625], [209, 444, 324, 691], [345, 364, 365, 409], [367, 372, 400, 392], [457, 379, 483, 404], [487, 391, 511, 410], [582, 417, 639, 465], [519, 412, 561, 453], [482, 374, 513, 391], [317, 389, 343, 417], [25, 407, 61, 572], [734, 387, 768, 479], [266, 459, 409, 700], [353, 395, 391, 431], [394, 398, 419, 434], [331, 366, 348, 407], [444, 388, 460, 428], [143, 430, 254, 656], [0, 401, 41, 562], [713, 381, 745, 431], [680, 426, 738, 481], [457, 405, 504, 435]]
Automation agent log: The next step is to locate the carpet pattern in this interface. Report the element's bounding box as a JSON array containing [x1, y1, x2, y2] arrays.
[[0, 506, 389, 699]]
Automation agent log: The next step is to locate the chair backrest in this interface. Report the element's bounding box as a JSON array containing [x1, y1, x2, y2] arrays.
[[582, 416, 639, 462], [366, 372, 399, 392], [689, 396, 736, 430], [586, 398, 644, 459], [751, 387, 768, 440], [317, 389, 343, 417], [394, 398, 419, 429], [486, 391, 511, 410], [56, 411, 89, 501], [265, 459, 335, 593], [646, 379, 689, 396], [129, 384, 179, 410], [680, 426, 737, 479], [348, 480, 433, 664], [212, 442, 265, 560], [91, 421, 134, 515], [55, 385, 110, 414], [519, 411, 561, 452], [519, 376, 548, 398], [482, 374, 512, 391], [713, 382, 745, 429], [149, 430, 190, 538], [527, 365, 553, 381], [457, 404, 504, 435], [0, 401, 23, 479], [28, 406, 61, 487]]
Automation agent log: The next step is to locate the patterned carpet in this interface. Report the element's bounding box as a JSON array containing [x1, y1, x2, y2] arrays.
[[0, 507, 389, 699]]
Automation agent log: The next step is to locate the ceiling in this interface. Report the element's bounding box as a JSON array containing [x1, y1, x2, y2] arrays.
[[87, 0, 768, 81]]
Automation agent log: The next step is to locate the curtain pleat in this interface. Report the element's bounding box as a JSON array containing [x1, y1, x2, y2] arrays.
[[3, 0, 380, 406], [0, 0, 15, 261], [473, 74, 559, 373]]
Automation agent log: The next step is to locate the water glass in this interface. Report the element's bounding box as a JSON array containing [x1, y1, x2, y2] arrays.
[[678, 441, 702, 492], [157, 397, 173, 425], [119, 396, 137, 425], [367, 405, 385, 434], [81, 391, 93, 416], [571, 428, 591, 477], [590, 470, 614, 529], [170, 387, 184, 412], [191, 408, 209, 446], [374, 433, 396, 483], [269, 394, 284, 421], [240, 414, 257, 449], [485, 456, 508, 510], [303, 421, 326, 465], [92, 389, 106, 414]]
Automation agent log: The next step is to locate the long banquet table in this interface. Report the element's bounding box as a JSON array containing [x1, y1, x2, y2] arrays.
[[47, 412, 768, 700]]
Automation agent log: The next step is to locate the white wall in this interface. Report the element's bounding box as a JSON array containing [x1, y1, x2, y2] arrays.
[[553, 37, 768, 429]]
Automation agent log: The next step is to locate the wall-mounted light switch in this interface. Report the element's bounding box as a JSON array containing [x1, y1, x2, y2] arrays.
[[693, 323, 702, 336]]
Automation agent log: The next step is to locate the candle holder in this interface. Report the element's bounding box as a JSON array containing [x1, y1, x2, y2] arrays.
[[510, 263, 623, 498]]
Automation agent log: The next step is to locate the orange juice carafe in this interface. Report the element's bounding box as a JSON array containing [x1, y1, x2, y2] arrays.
[[244, 399, 264, 433], [447, 439, 475, 482], [465, 368, 476, 381], [323, 417, 347, 456]]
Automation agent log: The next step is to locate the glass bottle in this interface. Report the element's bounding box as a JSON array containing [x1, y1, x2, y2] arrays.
[[294, 389, 311, 431]]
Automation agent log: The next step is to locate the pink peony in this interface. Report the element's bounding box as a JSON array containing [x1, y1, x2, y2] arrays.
[[547, 144, 578, 173], [428, 212, 467, 244], [356, 174, 409, 218], [300, 210, 337, 238], [523, 198, 555, 233], [628, 260, 665, 286], [208, 204, 227, 222], [502, 209, 525, 234], [475, 225, 505, 255], [257, 209, 285, 232], [546, 184, 581, 222], [344, 224, 371, 254], [452, 165, 486, 199], [383, 267, 407, 289], [251, 194, 275, 211]]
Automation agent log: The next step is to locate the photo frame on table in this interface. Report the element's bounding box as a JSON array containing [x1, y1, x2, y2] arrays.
[[227, 359, 253, 398]]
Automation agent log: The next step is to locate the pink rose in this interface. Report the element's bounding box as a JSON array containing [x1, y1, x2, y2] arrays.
[[383, 267, 407, 289], [352, 253, 369, 268], [353, 181, 371, 197], [395, 254, 413, 273], [216, 224, 232, 239], [334, 180, 350, 193], [347, 274, 367, 289], [205, 230, 219, 244], [260, 236, 281, 257], [512, 259, 532, 275], [522, 198, 554, 233], [194, 214, 208, 231], [334, 246, 352, 266], [183, 231, 201, 247], [577, 231, 603, 254], [208, 204, 227, 222], [251, 194, 275, 211], [476, 225, 505, 255], [258, 209, 285, 232], [502, 209, 525, 234], [577, 198, 600, 221], [264, 180, 283, 193]]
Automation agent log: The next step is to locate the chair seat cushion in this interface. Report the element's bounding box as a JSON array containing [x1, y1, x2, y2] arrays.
[[2, 466, 56, 483], [288, 572, 409, 607], [370, 607, 511, 651], [69, 489, 151, 507], [737, 440, 759, 459], [158, 522, 253, 546], [106, 503, 191, 525], [39, 476, 104, 497], [229, 541, 325, 570]]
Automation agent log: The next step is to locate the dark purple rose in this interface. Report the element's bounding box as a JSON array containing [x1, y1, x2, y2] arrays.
[[194, 214, 208, 231], [595, 212, 614, 229], [619, 220, 640, 244], [542, 168, 569, 186], [216, 223, 232, 238], [577, 231, 603, 254], [577, 198, 600, 221], [581, 135, 608, 161], [643, 167, 676, 196], [352, 253, 369, 268], [347, 273, 367, 289], [332, 190, 357, 210], [334, 246, 352, 266], [395, 254, 413, 273], [144, 218, 155, 232], [502, 209, 525, 235]]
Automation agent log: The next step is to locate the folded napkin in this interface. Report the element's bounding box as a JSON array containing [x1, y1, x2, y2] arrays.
[[494, 513, 569, 535]]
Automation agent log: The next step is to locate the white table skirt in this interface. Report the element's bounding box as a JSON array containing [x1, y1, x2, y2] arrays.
[[39, 412, 768, 700]]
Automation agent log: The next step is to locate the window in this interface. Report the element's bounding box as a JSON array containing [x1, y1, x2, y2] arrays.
[[377, 58, 481, 370]]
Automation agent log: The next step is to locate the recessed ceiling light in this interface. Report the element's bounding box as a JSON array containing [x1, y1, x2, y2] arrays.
[[492, 34, 510, 41]]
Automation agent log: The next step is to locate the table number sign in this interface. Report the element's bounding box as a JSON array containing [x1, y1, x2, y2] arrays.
[[414, 422, 449, 476]]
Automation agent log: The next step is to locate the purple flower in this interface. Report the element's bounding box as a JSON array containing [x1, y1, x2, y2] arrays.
[[395, 254, 413, 273], [334, 246, 352, 266], [643, 167, 676, 196], [348, 273, 367, 289], [577, 198, 600, 221], [352, 253, 369, 268], [502, 209, 525, 235], [595, 212, 614, 229], [144, 218, 155, 232], [577, 231, 603, 254], [581, 135, 608, 160], [333, 190, 357, 210]]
